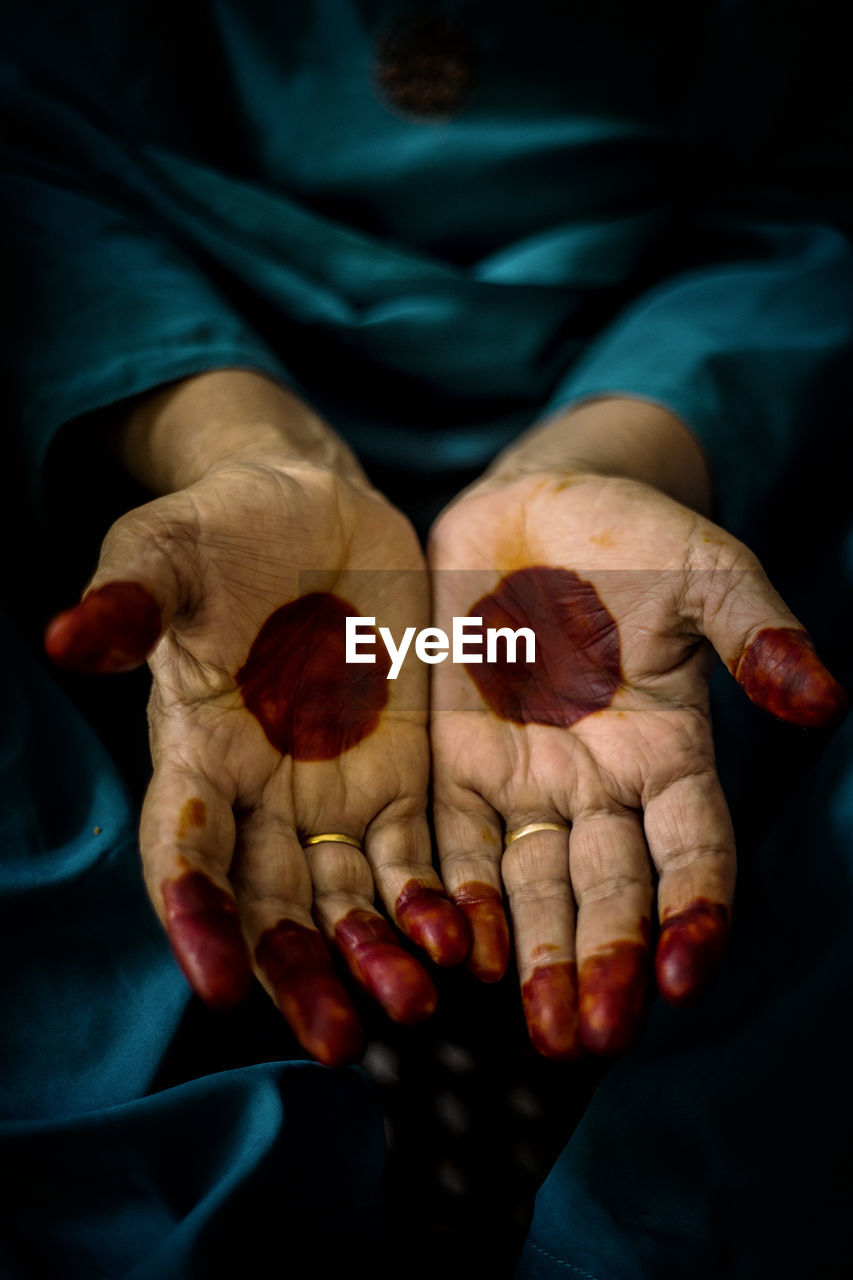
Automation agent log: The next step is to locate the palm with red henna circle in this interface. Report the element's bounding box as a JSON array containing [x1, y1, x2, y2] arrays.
[[429, 471, 846, 1060], [45, 460, 468, 1065]]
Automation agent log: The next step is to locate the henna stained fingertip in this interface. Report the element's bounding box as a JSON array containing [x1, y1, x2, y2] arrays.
[[161, 871, 252, 1011], [394, 880, 471, 966], [734, 627, 847, 728], [521, 961, 583, 1061], [579, 941, 649, 1055], [451, 881, 510, 982], [255, 919, 364, 1066], [335, 910, 437, 1024], [45, 581, 161, 674], [655, 898, 729, 1006]]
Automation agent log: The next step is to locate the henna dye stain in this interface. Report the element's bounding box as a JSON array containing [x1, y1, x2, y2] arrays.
[[44, 581, 161, 674], [237, 593, 390, 761], [161, 871, 251, 1010], [655, 898, 729, 1006], [521, 961, 582, 1061], [176, 798, 206, 840], [579, 941, 649, 1055], [395, 879, 470, 966], [734, 627, 847, 727], [334, 909, 437, 1024], [255, 919, 363, 1066], [451, 881, 510, 982], [530, 943, 561, 959], [466, 567, 622, 727]]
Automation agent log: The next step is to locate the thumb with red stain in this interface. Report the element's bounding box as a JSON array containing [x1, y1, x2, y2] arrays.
[[44, 504, 183, 674], [694, 550, 847, 728]]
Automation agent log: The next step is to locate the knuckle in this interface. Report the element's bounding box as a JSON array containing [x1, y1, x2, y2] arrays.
[[573, 871, 652, 907], [502, 840, 569, 891], [307, 846, 374, 897], [655, 844, 732, 875]]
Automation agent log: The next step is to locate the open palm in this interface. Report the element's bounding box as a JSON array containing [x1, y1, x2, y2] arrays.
[[47, 459, 468, 1064], [429, 471, 845, 1059]]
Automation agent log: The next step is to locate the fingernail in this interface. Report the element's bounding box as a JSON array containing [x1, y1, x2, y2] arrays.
[[735, 627, 847, 728], [394, 880, 470, 966], [44, 581, 161, 673], [335, 909, 437, 1024], [451, 881, 510, 982], [521, 961, 583, 1061], [579, 941, 649, 1055], [162, 871, 252, 1010], [255, 919, 364, 1066], [655, 899, 729, 1006]]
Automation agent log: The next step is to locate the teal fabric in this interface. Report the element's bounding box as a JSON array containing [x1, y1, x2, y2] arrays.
[[4, 2, 850, 512], [1, 2, 851, 1276]]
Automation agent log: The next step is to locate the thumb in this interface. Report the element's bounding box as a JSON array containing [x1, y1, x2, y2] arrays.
[[693, 552, 847, 729], [731, 625, 847, 728], [44, 505, 184, 674]]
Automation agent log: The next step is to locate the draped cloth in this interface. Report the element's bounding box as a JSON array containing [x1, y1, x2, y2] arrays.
[[0, 611, 385, 1277]]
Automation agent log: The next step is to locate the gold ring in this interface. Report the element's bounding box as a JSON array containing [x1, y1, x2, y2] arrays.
[[303, 832, 364, 852], [504, 820, 571, 849]]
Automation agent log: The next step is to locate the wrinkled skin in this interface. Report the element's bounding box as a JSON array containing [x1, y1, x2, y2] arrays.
[[46, 460, 468, 1065], [429, 471, 846, 1059]]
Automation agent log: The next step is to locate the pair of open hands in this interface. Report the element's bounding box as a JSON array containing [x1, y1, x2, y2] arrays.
[[45, 438, 846, 1067]]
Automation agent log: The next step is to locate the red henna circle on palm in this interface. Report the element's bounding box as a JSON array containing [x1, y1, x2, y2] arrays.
[[237, 593, 391, 760], [394, 880, 470, 967], [466, 567, 622, 727]]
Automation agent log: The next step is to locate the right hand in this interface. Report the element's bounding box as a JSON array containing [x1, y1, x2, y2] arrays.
[[46, 446, 468, 1067], [427, 401, 847, 1061]]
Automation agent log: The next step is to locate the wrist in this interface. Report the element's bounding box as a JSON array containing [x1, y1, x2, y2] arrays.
[[482, 396, 713, 515], [106, 369, 369, 494]]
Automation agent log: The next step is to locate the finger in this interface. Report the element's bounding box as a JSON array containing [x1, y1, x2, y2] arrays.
[[642, 768, 736, 1006], [366, 810, 470, 967], [501, 820, 581, 1062], [44, 505, 184, 673], [306, 838, 438, 1025], [433, 793, 510, 982], [570, 810, 653, 1056], [44, 581, 164, 673], [140, 767, 253, 1011], [734, 628, 847, 727], [234, 808, 364, 1067], [691, 552, 847, 727]]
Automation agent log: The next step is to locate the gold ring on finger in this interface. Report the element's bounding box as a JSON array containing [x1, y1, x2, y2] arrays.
[[504, 820, 571, 850], [303, 832, 364, 853]]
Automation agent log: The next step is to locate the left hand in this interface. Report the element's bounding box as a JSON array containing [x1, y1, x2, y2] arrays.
[[44, 372, 469, 1066], [428, 465, 846, 1060]]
